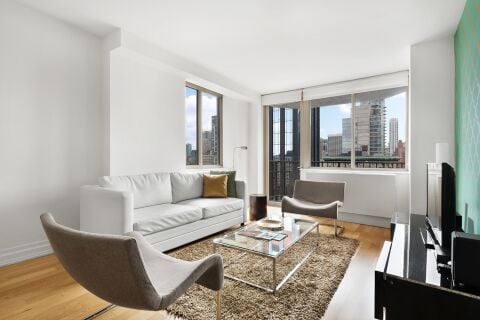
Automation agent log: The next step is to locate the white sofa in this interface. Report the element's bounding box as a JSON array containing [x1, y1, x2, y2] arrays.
[[80, 172, 247, 252]]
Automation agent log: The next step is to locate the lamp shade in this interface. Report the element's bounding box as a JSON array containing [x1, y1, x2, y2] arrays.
[[435, 142, 450, 164]]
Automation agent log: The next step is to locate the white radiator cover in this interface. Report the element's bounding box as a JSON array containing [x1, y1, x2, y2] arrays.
[[301, 170, 400, 219]]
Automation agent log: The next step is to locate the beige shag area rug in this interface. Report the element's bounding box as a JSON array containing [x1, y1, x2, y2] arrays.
[[167, 232, 358, 320]]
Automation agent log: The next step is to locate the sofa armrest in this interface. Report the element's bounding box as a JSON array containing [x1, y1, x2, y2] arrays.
[[80, 185, 134, 235], [235, 180, 248, 223]]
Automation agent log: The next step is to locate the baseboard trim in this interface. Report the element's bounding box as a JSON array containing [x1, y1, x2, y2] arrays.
[[0, 240, 52, 267]]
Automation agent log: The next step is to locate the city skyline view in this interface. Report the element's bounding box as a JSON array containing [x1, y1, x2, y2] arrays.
[[310, 87, 408, 168], [269, 90, 407, 160], [185, 87, 219, 151], [185, 86, 220, 165], [319, 92, 406, 149], [188, 86, 407, 166]]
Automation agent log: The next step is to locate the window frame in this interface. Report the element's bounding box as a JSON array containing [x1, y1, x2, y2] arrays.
[[185, 82, 223, 168], [307, 86, 409, 171], [267, 104, 301, 201], [309, 94, 353, 168]]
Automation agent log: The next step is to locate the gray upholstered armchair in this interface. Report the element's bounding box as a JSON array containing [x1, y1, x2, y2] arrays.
[[40, 213, 224, 320], [281, 180, 345, 236]]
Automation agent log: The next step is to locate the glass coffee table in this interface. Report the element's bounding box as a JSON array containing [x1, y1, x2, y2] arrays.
[[213, 215, 319, 293]]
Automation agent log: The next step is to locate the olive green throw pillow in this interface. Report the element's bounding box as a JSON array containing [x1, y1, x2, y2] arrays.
[[210, 170, 236, 197]]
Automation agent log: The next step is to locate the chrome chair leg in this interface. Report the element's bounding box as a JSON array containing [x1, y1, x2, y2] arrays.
[[215, 290, 222, 320], [83, 304, 115, 320], [334, 219, 337, 237]]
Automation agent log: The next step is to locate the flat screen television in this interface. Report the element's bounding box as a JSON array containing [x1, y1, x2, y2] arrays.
[[426, 162, 457, 250]]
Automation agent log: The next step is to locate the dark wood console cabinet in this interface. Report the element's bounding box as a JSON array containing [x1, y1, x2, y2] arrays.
[[375, 214, 480, 319]]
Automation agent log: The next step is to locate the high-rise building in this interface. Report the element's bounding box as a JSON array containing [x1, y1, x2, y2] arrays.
[[397, 140, 406, 164], [369, 102, 386, 155], [389, 118, 399, 155], [342, 118, 351, 155], [202, 115, 219, 165], [327, 134, 342, 156], [211, 115, 218, 157], [321, 138, 328, 156], [311, 107, 327, 164], [202, 130, 211, 153], [354, 100, 386, 156], [186, 143, 195, 165], [354, 104, 370, 155]]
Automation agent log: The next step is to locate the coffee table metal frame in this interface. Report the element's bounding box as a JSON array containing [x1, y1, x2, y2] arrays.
[[213, 217, 319, 293]]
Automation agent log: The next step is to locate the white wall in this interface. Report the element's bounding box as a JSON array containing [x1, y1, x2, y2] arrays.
[[107, 32, 258, 180], [109, 51, 252, 177], [222, 97, 249, 180], [0, 1, 103, 263], [302, 170, 409, 227], [119, 30, 259, 103], [248, 101, 264, 194], [410, 36, 455, 214], [395, 172, 410, 214], [0, 2, 256, 266], [109, 51, 185, 175]]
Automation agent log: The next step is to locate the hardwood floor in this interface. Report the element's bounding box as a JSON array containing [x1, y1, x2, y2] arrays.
[[0, 208, 389, 320]]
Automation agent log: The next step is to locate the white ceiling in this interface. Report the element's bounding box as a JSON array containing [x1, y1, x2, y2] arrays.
[[16, 0, 465, 94]]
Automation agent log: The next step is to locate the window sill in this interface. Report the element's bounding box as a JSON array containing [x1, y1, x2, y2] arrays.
[[301, 167, 409, 175], [185, 165, 227, 173], [186, 165, 223, 169]]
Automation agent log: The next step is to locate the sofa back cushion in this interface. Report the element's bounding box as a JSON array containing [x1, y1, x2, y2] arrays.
[[170, 172, 203, 203], [98, 173, 172, 209]]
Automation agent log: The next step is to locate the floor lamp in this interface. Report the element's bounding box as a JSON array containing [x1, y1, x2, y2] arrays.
[[233, 146, 248, 171]]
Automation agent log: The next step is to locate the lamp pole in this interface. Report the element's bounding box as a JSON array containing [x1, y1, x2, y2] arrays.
[[233, 146, 248, 170]]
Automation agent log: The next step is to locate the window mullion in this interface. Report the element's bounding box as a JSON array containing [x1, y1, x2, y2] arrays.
[[351, 94, 356, 169], [197, 90, 203, 166], [299, 100, 310, 169], [218, 97, 222, 166]]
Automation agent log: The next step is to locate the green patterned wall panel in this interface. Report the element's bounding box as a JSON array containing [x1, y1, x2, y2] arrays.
[[455, 0, 480, 233]]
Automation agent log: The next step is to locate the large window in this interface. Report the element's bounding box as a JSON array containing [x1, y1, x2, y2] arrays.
[[311, 86, 408, 169], [268, 105, 300, 201], [185, 84, 222, 166], [311, 95, 352, 168]]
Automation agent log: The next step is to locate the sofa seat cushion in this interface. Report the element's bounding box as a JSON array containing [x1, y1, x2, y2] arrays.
[[133, 204, 202, 235], [178, 197, 243, 219]]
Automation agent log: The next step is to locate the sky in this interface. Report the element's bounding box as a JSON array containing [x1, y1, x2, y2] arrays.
[[185, 87, 218, 150]]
